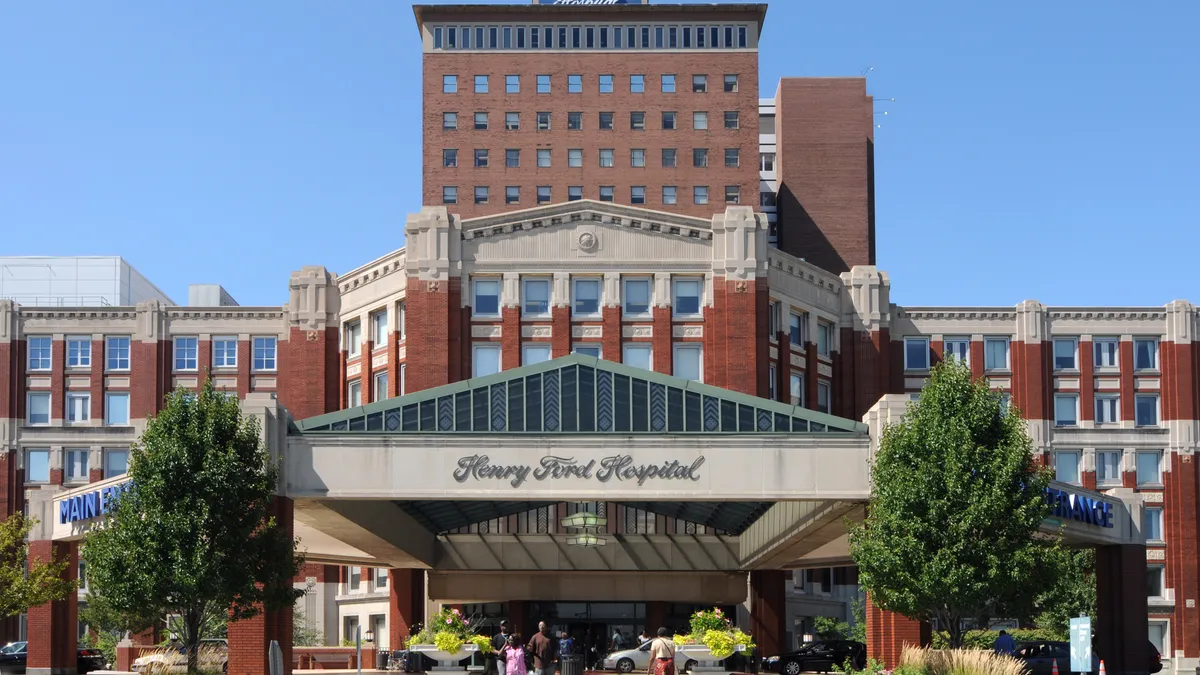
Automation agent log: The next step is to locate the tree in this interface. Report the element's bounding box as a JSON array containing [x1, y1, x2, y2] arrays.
[[848, 360, 1055, 648], [1031, 549, 1095, 637], [79, 590, 159, 668], [0, 513, 77, 617], [82, 381, 303, 673]]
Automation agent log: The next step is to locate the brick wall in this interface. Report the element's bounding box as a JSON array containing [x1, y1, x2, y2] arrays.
[[749, 570, 786, 658], [277, 328, 339, 420], [25, 540, 78, 671]]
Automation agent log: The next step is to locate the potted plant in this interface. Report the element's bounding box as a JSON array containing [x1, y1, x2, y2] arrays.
[[407, 608, 493, 671], [673, 607, 755, 673]]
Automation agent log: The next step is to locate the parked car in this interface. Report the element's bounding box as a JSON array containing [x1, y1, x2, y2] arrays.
[[1013, 640, 1162, 675], [762, 640, 866, 675], [602, 641, 696, 673], [132, 639, 228, 674], [0, 641, 105, 675]]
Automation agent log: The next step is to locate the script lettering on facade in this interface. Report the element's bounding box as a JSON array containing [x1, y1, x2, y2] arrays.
[[452, 454, 704, 488]]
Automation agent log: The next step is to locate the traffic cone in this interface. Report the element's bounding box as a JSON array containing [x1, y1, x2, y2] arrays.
[[1099, 660, 1106, 675], [1051, 659, 1059, 675]]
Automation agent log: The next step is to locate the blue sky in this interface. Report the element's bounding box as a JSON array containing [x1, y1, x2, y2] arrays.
[[2, 1, 1197, 307]]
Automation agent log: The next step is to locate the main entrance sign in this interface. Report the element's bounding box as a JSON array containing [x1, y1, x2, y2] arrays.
[[59, 481, 132, 524], [1045, 487, 1114, 529], [453, 454, 704, 488]]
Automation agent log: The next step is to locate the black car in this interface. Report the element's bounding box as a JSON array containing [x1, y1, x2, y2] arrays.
[[762, 641, 866, 675], [1013, 640, 1163, 675], [0, 642, 105, 675]]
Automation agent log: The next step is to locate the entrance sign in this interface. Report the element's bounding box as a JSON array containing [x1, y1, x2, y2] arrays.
[[1069, 617, 1091, 673], [453, 454, 704, 488], [1045, 487, 1113, 529], [59, 481, 132, 524]]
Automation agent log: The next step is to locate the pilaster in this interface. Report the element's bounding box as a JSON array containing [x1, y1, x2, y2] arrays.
[[279, 267, 340, 419]]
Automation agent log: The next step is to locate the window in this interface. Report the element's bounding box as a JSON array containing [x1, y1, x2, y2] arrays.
[[661, 74, 676, 93], [693, 186, 709, 204], [573, 344, 601, 358], [1147, 565, 1164, 598], [599, 112, 614, 130], [662, 186, 677, 205], [1136, 394, 1160, 427], [474, 75, 488, 93], [573, 278, 601, 317], [1137, 450, 1163, 486], [596, 148, 615, 168], [724, 111, 740, 129], [443, 148, 458, 167], [1143, 506, 1164, 542], [343, 322, 362, 357], [27, 392, 50, 425], [693, 148, 709, 168], [790, 374, 804, 406], [673, 278, 702, 317], [347, 380, 362, 408], [1096, 450, 1121, 485], [761, 192, 777, 207], [522, 344, 552, 365], [599, 74, 613, 93], [693, 74, 708, 92], [1093, 337, 1118, 368], [67, 337, 90, 368], [662, 148, 677, 167], [105, 393, 130, 426], [768, 365, 777, 400], [1054, 394, 1079, 427], [568, 111, 583, 130], [724, 74, 738, 92], [984, 337, 1009, 370], [442, 186, 458, 204], [725, 148, 740, 167], [623, 278, 652, 317], [1134, 338, 1158, 370], [1148, 622, 1167, 657], [662, 112, 677, 130], [568, 186, 583, 201], [631, 186, 646, 204], [693, 111, 708, 130], [789, 313, 806, 346], [1055, 451, 1081, 484], [522, 278, 550, 317], [25, 449, 50, 483], [1095, 394, 1120, 424], [505, 186, 520, 204], [738, 25, 748, 47], [568, 149, 583, 167], [537, 186, 552, 203], [568, 74, 582, 93], [505, 149, 519, 167], [817, 382, 831, 414], [537, 74, 550, 93], [505, 112, 520, 130], [374, 372, 388, 402], [629, 148, 646, 167], [474, 148, 489, 167], [343, 616, 360, 643], [106, 336, 130, 370], [537, 149, 551, 167], [474, 186, 489, 204], [173, 336, 198, 370], [1053, 337, 1077, 370], [623, 344, 652, 372], [630, 112, 645, 130], [473, 278, 501, 317], [768, 301, 779, 337], [904, 337, 930, 370], [505, 74, 519, 93], [375, 568, 388, 590], [631, 74, 645, 93], [253, 336, 277, 371], [65, 448, 88, 483], [944, 337, 969, 364], [817, 322, 833, 357], [474, 112, 488, 130], [472, 344, 501, 377], [760, 153, 776, 172], [674, 344, 702, 382], [66, 393, 90, 424], [724, 185, 740, 204], [443, 75, 457, 93], [443, 112, 458, 130], [599, 186, 614, 202]]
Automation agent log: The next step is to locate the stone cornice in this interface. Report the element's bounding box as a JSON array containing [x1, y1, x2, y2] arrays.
[[766, 252, 843, 296], [339, 248, 407, 295], [164, 308, 286, 321], [14, 307, 140, 321], [1046, 308, 1167, 321], [897, 308, 1017, 321], [460, 201, 714, 244]]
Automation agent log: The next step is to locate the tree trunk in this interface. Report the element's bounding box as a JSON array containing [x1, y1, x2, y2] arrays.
[[186, 609, 203, 675]]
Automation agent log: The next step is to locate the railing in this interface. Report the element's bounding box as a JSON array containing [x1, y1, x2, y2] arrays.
[[4, 295, 113, 307]]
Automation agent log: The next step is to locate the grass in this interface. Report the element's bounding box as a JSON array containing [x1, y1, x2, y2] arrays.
[[137, 644, 227, 675], [900, 646, 1030, 675]]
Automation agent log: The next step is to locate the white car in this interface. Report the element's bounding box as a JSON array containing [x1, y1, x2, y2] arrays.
[[132, 640, 228, 674], [603, 642, 695, 674]]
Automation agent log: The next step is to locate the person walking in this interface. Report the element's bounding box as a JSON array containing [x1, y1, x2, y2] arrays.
[[485, 621, 512, 675], [500, 635, 527, 675], [558, 631, 575, 673], [527, 621, 556, 675], [993, 630, 1016, 656], [647, 628, 676, 675]]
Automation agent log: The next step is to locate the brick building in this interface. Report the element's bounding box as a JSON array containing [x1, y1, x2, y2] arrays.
[[2, 3, 1195, 675]]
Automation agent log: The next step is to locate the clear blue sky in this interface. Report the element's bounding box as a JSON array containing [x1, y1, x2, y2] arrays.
[[2, 1, 1197, 307]]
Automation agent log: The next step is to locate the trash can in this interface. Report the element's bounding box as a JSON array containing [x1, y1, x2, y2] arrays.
[[377, 650, 389, 670], [561, 655, 583, 675]]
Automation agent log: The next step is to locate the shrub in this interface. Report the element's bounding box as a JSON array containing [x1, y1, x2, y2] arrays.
[[930, 629, 1061, 650], [672, 607, 756, 660], [901, 646, 1028, 675]]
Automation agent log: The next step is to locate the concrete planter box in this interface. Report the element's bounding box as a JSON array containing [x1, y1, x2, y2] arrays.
[[409, 643, 479, 672], [676, 644, 745, 674]]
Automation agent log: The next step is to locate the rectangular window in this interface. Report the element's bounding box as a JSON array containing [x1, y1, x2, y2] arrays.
[[599, 112, 614, 130], [683, 25, 692, 48], [768, 364, 777, 400], [443, 75, 457, 93], [693, 148, 709, 167], [623, 344, 653, 372], [472, 278, 501, 317], [537, 112, 551, 130], [662, 148, 677, 167], [568, 186, 583, 201], [817, 382, 831, 414], [817, 322, 833, 357], [27, 392, 50, 425], [630, 186, 646, 204], [374, 372, 388, 402], [738, 26, 748, 47], [443, 112, 457, 130], [505, 186, 520, 204], [434, 27, 443, 49], [761, 192, 777, 207], [673, 278, 702, 317], [1055, 451, 1081, 484], [343, 323, 361, 357], [1054, 394, 1079, 427], [630, 148, 646, 167], [768, 300, 779, 337], [1147, 565, 1164, 598], [710, 26, 720, 47], [614, 25, 622, 48], [944, 337, 969, 364], [253, 336, 277, 371], [1137, 450, 1163, 486], [105, 393, 130, 426], [599, 148, 615, 167], [724, 26, 734, 47], [693, 74, 708, 92], [568, 111, 583, 130], [66, 337, 90, 368], [522, 278, 550, 318], [537, 74, 551, 93], [505, 74, 519, 93], [1136, 394, 1160, 427], [106, 336, 131, 370], [789, 313, 806, 346], [1097, 450, 1121, 485], [1053, 337, 1077, 370], [725, 148, 740, 167], [1089, 337, 1117, 368], [599, 26, 608, 48], [505, 112, 520, 130], [174, 336, 198, 370], [375, 567, 389, 590], [724, 185, 740, 204], [631, 74, 645, 93], [693, 111, 708, 130], [984, 337, 1009, 370], [573, 278, 601, 317], [693, 186, 709, 204], [1143, 506, 1164, 542], [65, 448, 89, 483], [724, 74, 738, 92], [623, 278, 652, 317], [630, 111, 645, 130], [559, 26, 568, 48], [1095, 394, 1120, 424], [568, 149, 583, 167], [661, 74, 676, 93], [662, 186, 677, 205], [599, 186, 614, 202], [443, 148, 458, 167], [473, 344, 501, 377], [760, 152, 776, 172], [25, 449, 50, 483], [904, 337, 930, 370], [790, 373, 804, 406], [574, 344, 602, 358], [474, 148, 489, 167], [568, 74, 582, 93], [585, 26, 594, 48], [654, 26, 664, 48], [697, 25, 706, 47], [674, 344, 702, 382], [27, 336, 53, 371], [537, 149, 551, 167], [474, 112, 488, 130], [347, 380, 362, 408], [522, 344, 552, 366], [724, 111, 740, 129], [400, 363, 406, 395], [442, 186, 458, 204], [504, 26, 513, 48], [599, 74, 613, 93], [668, 26, 678, 48], [506, 148, 520, 167], [474, 186, 489, 204], [537, 186, 552, 203], [1134, 338, 1158, 370], [662, 111, 677, 130], [66, 393, 90, 424], [642, 26, 651, 48]]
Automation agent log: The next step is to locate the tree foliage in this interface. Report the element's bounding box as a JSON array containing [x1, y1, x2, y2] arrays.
[[0, 513, 77, 617], [813, 597, 866, 644], [81, 380, 303, 673], [1031, 548, 1095, 637], [848, 360, 1056, 648]]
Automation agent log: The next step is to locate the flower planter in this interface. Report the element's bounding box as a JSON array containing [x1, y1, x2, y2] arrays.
[[409, 643, 480, 672], [676, 644, 744, 674]]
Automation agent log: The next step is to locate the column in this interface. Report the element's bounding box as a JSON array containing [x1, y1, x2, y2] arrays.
[[551, 274, 572, 358], [1095, 544, 1149, 675], [228, 497, 295, 675], [864, 596, 921, 670], [278, 267, 340, 419], [836, 267, 897, 420], [501, 273, 522, 372], [389, 569, 426, 649], [749, 571, 787, 659], [26, 540, 79, 675]]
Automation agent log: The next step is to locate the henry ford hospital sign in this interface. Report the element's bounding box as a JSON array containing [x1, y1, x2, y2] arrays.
[[453, 454, 705, 488]]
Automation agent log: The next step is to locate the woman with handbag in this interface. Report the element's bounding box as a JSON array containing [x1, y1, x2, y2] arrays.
[[647, 628, 676, 675]]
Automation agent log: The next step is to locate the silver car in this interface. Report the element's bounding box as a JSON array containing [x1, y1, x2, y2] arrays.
[[603, 642, 695, 674]]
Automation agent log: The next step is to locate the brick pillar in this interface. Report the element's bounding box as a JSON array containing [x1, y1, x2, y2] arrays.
[[710, 278, 767, 396], [602, 307, 621, 367], [131, 336, 167, 420], [0, 449, 16, 644], [389, 569, 425, 649], [969, 340, 985, 380], [551, 306, 571, 358], [228, 497, 295, 675], [388, 329, 403, 397], [197, 340, 213, 392], [1079, 340, 1095, 422], [1120, 340, 1136, 422], [502, 307, 521, 371], [406, 277, 453, 392], [508, 601, 528, 642], [237, 340, 252, 399], [705, 285, 728, 389], [1166, 450, 1199, 659], [89, 339, 104, 422], [362, 339, 375, 404], [774, 332, 789, 403], [50, 339, 65, 423], [805, 342, 819, 410], [653, 307, 672, 375], [26, 540, 79, 675], [864, 596, 920, 669], [749, 570, 786, 659], [1095, 544, 1149, 675]]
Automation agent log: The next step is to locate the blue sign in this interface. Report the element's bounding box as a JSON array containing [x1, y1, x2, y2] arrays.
[[1045, 487, 1113, 529], [59, 482, 132, 524], [1069, 617, 1092, 672]]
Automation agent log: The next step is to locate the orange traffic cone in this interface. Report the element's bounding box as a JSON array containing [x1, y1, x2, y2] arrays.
[[1099, 660, 1106, 675], [1051, 659, 1059, 675]]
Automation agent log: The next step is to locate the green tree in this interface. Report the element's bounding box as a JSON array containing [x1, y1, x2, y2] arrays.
[[82, 381, 303, 673], [1031, 548, 1095, 638], [0, 513, 77, 617], [848, 360, 1055, 648]]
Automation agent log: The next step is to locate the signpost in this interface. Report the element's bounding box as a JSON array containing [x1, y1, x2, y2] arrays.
[[1069, 617, 1092, 673], [356, 625, 363, 675]]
